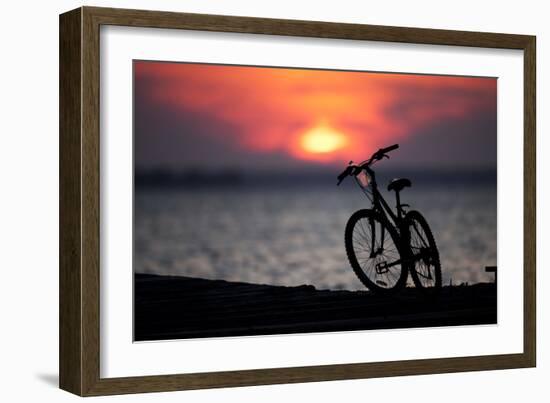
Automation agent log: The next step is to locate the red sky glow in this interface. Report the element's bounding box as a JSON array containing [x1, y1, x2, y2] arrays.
[[134, 61, 497, 170]]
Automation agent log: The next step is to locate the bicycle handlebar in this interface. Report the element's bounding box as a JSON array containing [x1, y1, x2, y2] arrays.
[[380, 144, 399, 154], [336, 144, 399, 185], [337, 166, 353, 186], [362, 143, 399, 166]]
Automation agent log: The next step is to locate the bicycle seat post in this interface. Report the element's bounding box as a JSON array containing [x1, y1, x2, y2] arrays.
[[395, 190, 402, 220], [387, 178, 412, 221]]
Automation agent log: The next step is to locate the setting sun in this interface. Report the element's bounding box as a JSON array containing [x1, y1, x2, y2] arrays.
[[300, 123, 348, 154], [135, 61, 497, 169]]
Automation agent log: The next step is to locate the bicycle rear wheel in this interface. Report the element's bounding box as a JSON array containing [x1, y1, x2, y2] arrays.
[[405, 210, 442, 294], [345, 209, 407, 294]]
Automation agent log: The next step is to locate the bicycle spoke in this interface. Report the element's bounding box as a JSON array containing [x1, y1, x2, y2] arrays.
[[352, 216, 403, 289]]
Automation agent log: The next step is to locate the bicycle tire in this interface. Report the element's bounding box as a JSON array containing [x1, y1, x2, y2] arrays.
[[344, 209, 408, 294], [404, 210, 442, 294]]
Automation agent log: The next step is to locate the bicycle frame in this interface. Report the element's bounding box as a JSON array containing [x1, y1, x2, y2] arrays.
[[357, 166, 436, 273], [357, 165, 407, 231], [352, 166, 410, 274]]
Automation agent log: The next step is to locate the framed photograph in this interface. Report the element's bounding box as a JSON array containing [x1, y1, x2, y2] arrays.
[[59, 6, 536, 396]]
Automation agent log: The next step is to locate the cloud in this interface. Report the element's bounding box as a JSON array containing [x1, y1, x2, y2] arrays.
[[134, 61, 496, 169]]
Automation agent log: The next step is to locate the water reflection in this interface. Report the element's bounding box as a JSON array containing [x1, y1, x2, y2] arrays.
[[134, 182, 496, 290]]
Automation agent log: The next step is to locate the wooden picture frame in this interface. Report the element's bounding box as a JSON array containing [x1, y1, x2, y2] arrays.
[[59, 6, 536, 396]]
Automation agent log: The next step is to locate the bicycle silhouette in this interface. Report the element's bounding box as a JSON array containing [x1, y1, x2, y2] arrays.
[[337, 144, 442, 295]]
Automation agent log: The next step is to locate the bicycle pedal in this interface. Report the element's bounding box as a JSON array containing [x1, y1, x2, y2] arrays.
[[375, 261, 389, 274]]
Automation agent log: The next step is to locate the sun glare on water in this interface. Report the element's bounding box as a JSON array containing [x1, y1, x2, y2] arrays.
[[300, 123, 348, 154]]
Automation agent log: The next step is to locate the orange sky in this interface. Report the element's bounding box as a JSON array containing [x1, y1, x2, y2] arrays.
[[134, 61, 496, 168]]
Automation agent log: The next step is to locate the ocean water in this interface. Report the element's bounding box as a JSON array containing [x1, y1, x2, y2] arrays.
[[134, 182, 497, 290]]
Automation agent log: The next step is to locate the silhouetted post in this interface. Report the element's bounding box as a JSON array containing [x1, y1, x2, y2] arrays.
[[485, 266, 497, 284]]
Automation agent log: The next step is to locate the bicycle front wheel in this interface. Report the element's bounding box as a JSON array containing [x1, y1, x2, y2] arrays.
[[344, 209, 408, 293], [405, 210, 442, 294]]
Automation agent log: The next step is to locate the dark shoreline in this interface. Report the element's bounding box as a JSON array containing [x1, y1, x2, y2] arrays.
[[134, 273, 497, 341]]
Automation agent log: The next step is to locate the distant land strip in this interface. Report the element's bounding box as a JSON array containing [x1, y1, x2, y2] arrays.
[[134, 168, 497, 189]]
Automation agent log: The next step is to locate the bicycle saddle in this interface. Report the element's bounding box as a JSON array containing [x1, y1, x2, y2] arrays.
[[387, 178, 411, 192]]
